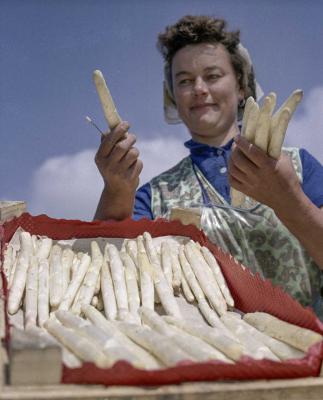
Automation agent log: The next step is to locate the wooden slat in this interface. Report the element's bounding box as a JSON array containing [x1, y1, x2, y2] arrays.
[[1, 377, 323, 399]]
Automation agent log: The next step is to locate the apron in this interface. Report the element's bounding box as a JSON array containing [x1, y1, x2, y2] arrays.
[[150, 147, 323, 318]]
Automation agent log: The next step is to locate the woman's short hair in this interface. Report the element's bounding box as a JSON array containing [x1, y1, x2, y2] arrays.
[[157, 15, 256, 104]]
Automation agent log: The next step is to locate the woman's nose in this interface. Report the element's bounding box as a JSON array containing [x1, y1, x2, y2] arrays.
[[193, 77, 208, 96]]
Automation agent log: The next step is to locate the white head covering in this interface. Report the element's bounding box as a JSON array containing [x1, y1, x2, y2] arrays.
[[163, 43, 264, 124]]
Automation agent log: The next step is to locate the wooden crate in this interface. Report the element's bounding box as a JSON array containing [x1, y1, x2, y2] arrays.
[[1, 202, 323, 398], [1, 377, 323, 399]]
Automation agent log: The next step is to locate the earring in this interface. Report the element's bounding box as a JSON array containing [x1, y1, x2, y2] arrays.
[[238, 98, 246, 107]]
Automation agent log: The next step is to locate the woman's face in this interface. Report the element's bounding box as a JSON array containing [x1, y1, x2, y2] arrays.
[[172, 43, 243, 146]]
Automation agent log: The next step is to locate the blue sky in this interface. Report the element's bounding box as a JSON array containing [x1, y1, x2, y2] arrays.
[[1, 0, 323, 220]]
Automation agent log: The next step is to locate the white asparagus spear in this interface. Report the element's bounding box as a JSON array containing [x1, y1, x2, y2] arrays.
[[8, 232, 33, 314], [62, 347, 83, 368], [143, 232, 182, 318], [143, 234, 163, 305], [268, 92, 277, 113], [125, 240, 138, 266], [61, 248, 74, 296], [221, 313, 279, 361], [271, 89, 303, 128], [120, 251, 141, 323], [268, 90, 302, 158], [181, 274, 195, 303], [137, 236, 154, 310], [184, 242, 227, 315], [106, 243, 128, 320], [241, 96, 252, 138], [228, 314, 304, 360], [230, 189, 246, 209], [196, 299, 231, 331], [164, 316, 243, 362], [243, 312, 323, 352], [72, 241, 103, 315], [44, 316, 111, 368], [55, 310, 144, 368], [101, 247, 117, 320], [93, 69, 122, 130], [58, 253, 91, 311], [94, 274, 101, 295], [116, 321, 194, 366], [8, 254, 18, 289], [268, 107, 291, 159], [49, 244, 63, 308], [71, 253, 81, 280], [253, 95, 274, 152], [31, 235, 39, 254], [36, 237, 52, 260], [125, 239, 139, 282], [231, 97, 261, 207], [179, 245, 225, 327], [82, 305, 161, 368], [38, 258, 50, 327], [169, 244, 182, 295], [2, 245, 13, 281], [140, 308, 231, 363], [189, 241, 228, 313], [243, 97, 259, 142], [200, 246, 234, 307], [160, 242, 173, 290], [24, 255, 39, 329]]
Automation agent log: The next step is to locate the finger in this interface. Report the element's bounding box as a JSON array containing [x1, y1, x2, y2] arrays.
[[96, 122, 130, 159], [119, 147, 140, 170], [234, 135, 267, 167], [230, 148, 260, 180], [229, 160, 249, 184], [268, 108, 291, 159], [108, 133, 137, 164], [229, 175, 246, 193], [243, 99, 259, 142], [126, 159, 143, 184], [254, 95, 272, 152]]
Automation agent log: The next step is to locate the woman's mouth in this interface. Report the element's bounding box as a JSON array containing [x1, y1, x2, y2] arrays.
[[190, 103, 217, 112]]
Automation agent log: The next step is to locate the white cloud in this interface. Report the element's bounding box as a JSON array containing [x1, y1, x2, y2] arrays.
[[29, 136, 188, 220], [285, 86, 323, 164]]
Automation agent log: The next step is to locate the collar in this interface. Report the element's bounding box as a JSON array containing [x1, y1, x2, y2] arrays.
[[184, 138, 234, 156]]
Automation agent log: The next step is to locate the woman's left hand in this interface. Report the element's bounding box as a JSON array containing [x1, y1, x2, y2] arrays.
[[229, 135, 302, 212]]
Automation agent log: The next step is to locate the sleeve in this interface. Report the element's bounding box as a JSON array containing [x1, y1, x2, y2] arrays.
[[132, 182, 154, 220], [300, 149, 323, 208]]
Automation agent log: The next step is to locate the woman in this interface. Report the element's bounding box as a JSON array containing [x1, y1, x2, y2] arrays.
[[94, 16, 323, 318]]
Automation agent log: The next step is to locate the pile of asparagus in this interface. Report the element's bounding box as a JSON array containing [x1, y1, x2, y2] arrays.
[[3, 230, 322, 369]]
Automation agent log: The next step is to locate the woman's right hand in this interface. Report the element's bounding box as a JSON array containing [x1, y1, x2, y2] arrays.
[[95, 121, 143, 194], [94, 121, 143, 220]]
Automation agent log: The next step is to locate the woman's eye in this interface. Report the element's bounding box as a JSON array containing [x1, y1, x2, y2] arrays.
[[178, 78, 192, 85], [207, 74, 220, 81]]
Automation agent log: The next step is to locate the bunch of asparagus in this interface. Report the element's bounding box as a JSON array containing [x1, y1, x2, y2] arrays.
[[231, 89, 303, 207], [3, 230, 322, 369]]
